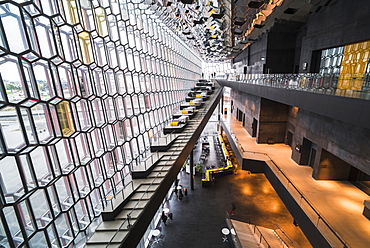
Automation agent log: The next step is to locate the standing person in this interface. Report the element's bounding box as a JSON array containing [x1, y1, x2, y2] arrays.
[[183, 187, 187, 196], [161, 211, 168, 226], [178, 191, 183, 201], [230, 202, 236, 215], [168, 212, 173, 221]]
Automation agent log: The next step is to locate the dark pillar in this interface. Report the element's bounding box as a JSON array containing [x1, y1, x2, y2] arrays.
[[190, 149, 194, 190]]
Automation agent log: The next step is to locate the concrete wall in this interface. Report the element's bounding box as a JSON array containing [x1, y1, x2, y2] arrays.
[[299, 0, 370, 72], [234, 0, 370, 73], [292, 109, 370, 177], [258, 98, 289, 144], [224, 81, 370, 178], [230, 89, 260, 135], [317, 149, 352, 180]]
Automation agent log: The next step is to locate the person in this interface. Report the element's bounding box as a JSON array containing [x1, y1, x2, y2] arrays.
[[230, 202, 236, 215], [183, 187, 187, 196], [168, 212, 173, 220], [178, 191, 183, 201], [161, 211, 168, 226]]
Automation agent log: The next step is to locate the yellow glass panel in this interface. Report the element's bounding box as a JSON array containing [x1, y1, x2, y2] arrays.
[[209, 9, 216, 15], [63, 0, 79, 24], [95, 7, 108, 37], [338, 40, 370, 90], [56, 101, 75, 137], [78, 32, 93, 64]]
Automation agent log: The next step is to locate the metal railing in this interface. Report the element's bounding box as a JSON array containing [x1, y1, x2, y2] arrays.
[[221, 116, 351, 248], [219, 73, 370, 100]]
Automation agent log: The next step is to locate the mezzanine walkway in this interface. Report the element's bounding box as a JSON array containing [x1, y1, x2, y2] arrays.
[[223, 113, 370, 248]]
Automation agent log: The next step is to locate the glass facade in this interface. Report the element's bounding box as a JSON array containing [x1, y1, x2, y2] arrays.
[[0, 0, 201, 247]]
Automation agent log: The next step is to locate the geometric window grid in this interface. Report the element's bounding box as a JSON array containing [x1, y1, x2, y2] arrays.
[[0, 0, 202, 247], [319, 46, 344, 74]]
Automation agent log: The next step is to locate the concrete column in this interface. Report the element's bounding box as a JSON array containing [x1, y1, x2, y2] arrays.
[[190, 149, 194, 190]]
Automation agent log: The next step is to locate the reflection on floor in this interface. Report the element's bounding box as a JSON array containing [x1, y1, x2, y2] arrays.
[[224, 112, 370, 247], [157, 116, 311, 248]]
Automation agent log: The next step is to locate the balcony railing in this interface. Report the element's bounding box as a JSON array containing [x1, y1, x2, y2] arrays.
[[219, 73, 370, 100]]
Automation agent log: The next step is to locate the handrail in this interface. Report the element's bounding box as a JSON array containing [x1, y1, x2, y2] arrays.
[[218, 72, 370, 100], [221, 116, 351, 248], [273, 222, 301, 248], [253, 224, 271, 248]]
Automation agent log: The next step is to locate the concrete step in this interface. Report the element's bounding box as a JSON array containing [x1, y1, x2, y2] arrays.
[[96, 218, 135, 231], [156, 161, 175, 167], [136, 184, 158, 192], [86, 230, 128, 244], [152, 165, 171, 172], [130, 192, 154, 200], [123, 199, 149, 209], [147, 171, 167, 178], [85, 244, 120, 248], [116, 209, 142, 220]]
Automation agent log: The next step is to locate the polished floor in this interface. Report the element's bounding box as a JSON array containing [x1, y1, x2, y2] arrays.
[[223, 111, 370, 248], [155, 115, 311, 248]]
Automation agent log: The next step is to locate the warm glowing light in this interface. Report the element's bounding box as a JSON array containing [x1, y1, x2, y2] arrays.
[[337, 198, 362, 212]]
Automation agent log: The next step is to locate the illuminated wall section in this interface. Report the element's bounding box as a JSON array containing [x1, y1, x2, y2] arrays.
[[337, 40, 370, 90], [0, 0, 201, 247]]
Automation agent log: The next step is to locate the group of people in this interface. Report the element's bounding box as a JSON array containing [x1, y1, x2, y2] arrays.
[[174, 185, 187, 201], [161, 211, 173, 226]]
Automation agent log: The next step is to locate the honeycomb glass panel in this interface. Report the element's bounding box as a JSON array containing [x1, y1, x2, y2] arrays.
[[29, 231, 47, 248], [46, 184, 61, 217], [91, 98, 105, 127], [17, 200, 36, 238], [94, 7, 108, 37], [92, 67, 107, 96], [55, 139, 74, 173], [78, 31, 94, 64], [75, 167, 91, 197], [0, 106, 27, 153], [338, 40, 370, 90], [123, 95, 133, 116], [0, 56, 26, 104], [3, 206, 24, 246], [114, 121, 125, 144], [1, 3, 29, 54], [55, 213, 73, 246], [79, 0, 95, 31], [90, 128, 104, 156], [61, 0, 79, 24], [93, 36, 107, 67], [123, 119, 132, 140], [0, 156, 24, 203], [73, 99, 92, 131], [28, 189, 52, 228], [30, 146, 53, 185], [34, 16, 57, 58], [59, 24, 78, 62], [74, 199, 91, 230], [0, 219, 9, 247], [56, 101, 75, 137], [0, 0, 202, 245]]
